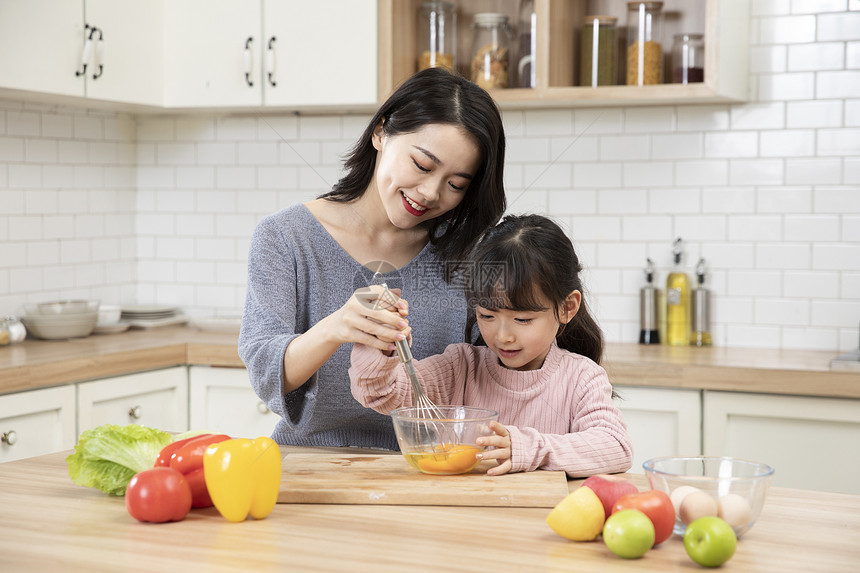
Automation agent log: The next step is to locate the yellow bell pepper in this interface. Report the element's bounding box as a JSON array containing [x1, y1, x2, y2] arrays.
[[203, 437, 282, 522]]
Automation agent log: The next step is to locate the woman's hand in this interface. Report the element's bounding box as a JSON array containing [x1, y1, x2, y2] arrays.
[[323, 285, 411, 352], [476, 421, 512, 476]]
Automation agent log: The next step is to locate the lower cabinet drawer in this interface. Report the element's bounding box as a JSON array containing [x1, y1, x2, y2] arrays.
[[0, 385, 76, 463], [189, 366, 277, 439], [77, 367, 189, 435]]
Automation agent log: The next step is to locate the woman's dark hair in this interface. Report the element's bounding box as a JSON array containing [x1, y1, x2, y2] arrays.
[[320, 67, 506, 273], [464, 214, 605, 365]]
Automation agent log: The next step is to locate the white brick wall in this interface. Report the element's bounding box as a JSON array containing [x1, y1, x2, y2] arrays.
[[1, 5, 859, 351]]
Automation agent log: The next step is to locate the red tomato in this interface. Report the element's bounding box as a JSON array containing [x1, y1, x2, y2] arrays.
[[125, 467, 192, 523], [184, 467, 213, 508], [612, 490, 675, 546], [169, 434, 230, 475], [153, 435, 209, 467]]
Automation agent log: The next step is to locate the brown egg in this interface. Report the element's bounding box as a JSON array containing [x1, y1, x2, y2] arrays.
[[718, 493, 752, 528], [670, 485, 702, 519], [679, 490, 719, 524]]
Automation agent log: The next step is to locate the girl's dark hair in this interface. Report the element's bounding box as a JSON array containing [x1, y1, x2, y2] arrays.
[[464, 214, 605, 365], [320, 67, 506, 273]]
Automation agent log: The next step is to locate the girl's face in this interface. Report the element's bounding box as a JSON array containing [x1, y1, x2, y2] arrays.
[[476, 290, 581, 371], [371, 123, 480, 229]]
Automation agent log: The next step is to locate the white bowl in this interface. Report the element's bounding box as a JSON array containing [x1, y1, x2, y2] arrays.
[[24, 300, 100, 316], [22, 316, 97, 339], [97, 305, 122, 326]]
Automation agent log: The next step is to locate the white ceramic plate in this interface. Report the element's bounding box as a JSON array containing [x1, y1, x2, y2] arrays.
[[93, 322, 132, 335], [190, 317, 242, 333], [126, 314, 189, 329]]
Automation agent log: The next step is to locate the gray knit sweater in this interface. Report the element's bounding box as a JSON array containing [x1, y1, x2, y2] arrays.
[[239, 203, 469, 449]]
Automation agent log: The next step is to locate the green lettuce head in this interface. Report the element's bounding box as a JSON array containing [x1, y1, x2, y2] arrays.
[[66, 424, 173, 496]]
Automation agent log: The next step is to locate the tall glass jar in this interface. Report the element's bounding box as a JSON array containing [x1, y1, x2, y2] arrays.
[[416, 1, 457, 72], [470, 13, 511, 90], [580, 15, 617, 87], [515, 0, 537, 88], [626, 1, 664, 86], [672, 33, 705, 84]]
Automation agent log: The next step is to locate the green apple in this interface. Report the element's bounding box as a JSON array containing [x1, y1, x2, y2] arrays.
[[602, 509, 655, 559], [683, 516, 738, 567]]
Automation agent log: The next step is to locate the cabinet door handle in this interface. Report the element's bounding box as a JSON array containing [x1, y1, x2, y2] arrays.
[[1, 430, 17, 446], [91, 27, 104, 80], [256, 401, 270, 415], [244, 37, 254, 87], [128, 405, 142, 419], [266, 36, 277, 87], [75, 24, 96, 77]]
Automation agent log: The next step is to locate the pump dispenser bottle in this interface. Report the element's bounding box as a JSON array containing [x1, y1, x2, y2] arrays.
[[666, 238, 691, 346], [691, 257, 712, 346], [639, 258, 660, 344]]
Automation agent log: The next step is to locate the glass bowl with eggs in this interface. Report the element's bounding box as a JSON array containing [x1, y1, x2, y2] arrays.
[[643, 456, 775, 537]]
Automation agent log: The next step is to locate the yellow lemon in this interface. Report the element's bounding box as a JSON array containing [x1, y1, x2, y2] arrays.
[[546, 486, 606, 541]]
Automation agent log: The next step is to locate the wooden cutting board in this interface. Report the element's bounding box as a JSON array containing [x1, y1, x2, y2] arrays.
[[277, 453, 569, 508]]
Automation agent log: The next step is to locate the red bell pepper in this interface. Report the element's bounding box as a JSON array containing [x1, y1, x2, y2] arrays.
[[154, 433, 230, 508], [153, 434, 210, 468]]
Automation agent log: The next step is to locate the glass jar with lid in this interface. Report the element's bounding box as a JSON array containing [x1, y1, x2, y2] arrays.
[[416, 1, 457, 72], [672, 34, 705, 84], [580, 15, 618, 87], [470, 13, 511, 90], [515, 0, 537, 88], [0, 316, 26, 345], [626, 1, 664, 86]]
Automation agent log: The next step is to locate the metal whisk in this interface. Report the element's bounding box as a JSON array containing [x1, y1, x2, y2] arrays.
[[371, 273, 451, 447]]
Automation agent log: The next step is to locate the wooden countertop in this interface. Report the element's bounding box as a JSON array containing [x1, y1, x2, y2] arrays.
[[1, 326, 858, 398], [0, 447, 857, 573]]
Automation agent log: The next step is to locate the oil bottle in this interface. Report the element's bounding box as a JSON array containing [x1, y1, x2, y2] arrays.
[[666, 238, 691, 346], [639, 258, 660, 344], [691, 257, 712, 346]]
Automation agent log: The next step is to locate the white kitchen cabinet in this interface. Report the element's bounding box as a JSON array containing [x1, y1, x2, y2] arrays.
[[77, 367, 188, 435], [0, 0, 163, 106], [0, 0, 84, 97], [163, 0, 262, 108], [0, 385, 76, 463], [703, 391, 860, 495], [261, 0, 377, 108], [164, 0, 377, 109], [81, 0, 164, 106], [189, 366, 277, 439], [614, 386, 702, 474]]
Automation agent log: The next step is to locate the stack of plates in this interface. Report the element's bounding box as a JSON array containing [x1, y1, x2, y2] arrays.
[[121, 305, 189, 329]]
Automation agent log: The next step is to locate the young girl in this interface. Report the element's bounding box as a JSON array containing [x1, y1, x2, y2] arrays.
[[349, 214, 633, 477], [239, 68, 507, 449]]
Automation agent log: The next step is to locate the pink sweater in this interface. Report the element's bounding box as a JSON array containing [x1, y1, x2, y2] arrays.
[[349, 341, 633, 477]]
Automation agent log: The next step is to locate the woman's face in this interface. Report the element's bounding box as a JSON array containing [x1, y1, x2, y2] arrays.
[[372, 123, 481, 229]]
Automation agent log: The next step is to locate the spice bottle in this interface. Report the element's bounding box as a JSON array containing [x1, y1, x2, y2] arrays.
[[470, 13, 511, 90], [580, 15, 617, 87], [0, 316, 27, 346], [666, 238, 691, 347], [691, 258, 712, 346], [516, 0, 537, 88], [639, 258, 660, 345], [672, 33, 705, 84], [417, 1, 457, 72], [626, 1, 664, 86]]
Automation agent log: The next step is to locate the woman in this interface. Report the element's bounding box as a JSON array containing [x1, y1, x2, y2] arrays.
[[239, 68, 507, 449]]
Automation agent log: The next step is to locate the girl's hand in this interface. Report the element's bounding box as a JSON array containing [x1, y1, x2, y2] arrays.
[[324, 285, 410, 352], [476, 421, 512, 476]]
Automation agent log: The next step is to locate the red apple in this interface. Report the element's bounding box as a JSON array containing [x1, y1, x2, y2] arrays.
[[612, 490, 676, 546], [581, 474, 639, 520]]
